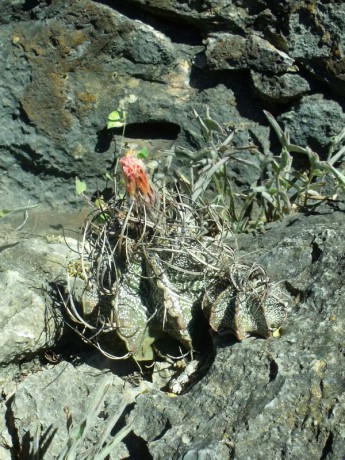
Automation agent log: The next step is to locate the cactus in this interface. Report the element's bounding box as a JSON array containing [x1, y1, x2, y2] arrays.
[[64, 149, 289, 361]]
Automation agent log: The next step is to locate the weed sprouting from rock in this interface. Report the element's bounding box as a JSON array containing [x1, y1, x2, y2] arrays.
[[185, 108, 345, 232]]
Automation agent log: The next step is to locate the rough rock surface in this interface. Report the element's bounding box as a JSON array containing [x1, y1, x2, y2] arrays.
[[279, 95, 345, 155], [0, 230, 75, 365], [126, 210, 345, 460], [2, 0, 345, 210], [0, 210, 345, 458], [250, 71, 311, 103], [10, 362, 131, 459], [1, 1, 345, 459]]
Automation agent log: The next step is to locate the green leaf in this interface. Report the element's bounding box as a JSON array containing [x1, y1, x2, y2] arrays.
[[192, 156, 229, 202], [193, 108, 211, 140], [310, 169, 324, 177], [137, 147, 149, 159], [260, 190, 275, 204], [264, 110, 285, 145], [107, 110, 126, 129], [75, 177, 87, 195], [202, 118, 226, 135], [280, 147, 292, 170]]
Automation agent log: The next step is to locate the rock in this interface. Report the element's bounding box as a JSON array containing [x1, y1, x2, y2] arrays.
[[287, 3, 345, 95], [0, 398, 12, 460], [205, 33, 294, 73], [2, 0, 345, 215], [0, 0, 31, 25], [1, 211, 345, 458], [288, 6, 332, 62], [122, 0, 255, 33], [278, 95, 345, 154], [10, 362, 131, 459], [251, 71, 311, 103], [0, 0, 197, 210], [247, 35, 294, 74], [205, 34, 248, 71], [129, 211, 345, 459], [2, 0, 272, 212], [0, 228, 78, 364]]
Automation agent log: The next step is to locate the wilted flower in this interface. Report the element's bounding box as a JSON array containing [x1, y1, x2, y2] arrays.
[[119, 149, 155, 204]]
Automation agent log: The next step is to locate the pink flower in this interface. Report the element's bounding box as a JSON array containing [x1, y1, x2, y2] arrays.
[[119, 149, 155, 204]]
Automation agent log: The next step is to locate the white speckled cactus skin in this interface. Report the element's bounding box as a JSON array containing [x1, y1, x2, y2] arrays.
[[77, 231, 288, 360], [202, 269, 288, 340]]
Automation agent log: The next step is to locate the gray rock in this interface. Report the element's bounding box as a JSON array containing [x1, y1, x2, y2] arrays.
[[122, 0, 255, 33], [0, 398, 12, 460], [205, 34, 248, 71], [0, 0, 197, 210], [251, 71, 311, 103], [0, 211, 345, 458], [10, 362, 131, 459], [205, 34, 294, 73], [287, 3, 345, 95], [247, 35, 294, 74], [288, 8, 332, 61], [0, 228, 78, 364], [2, 0, 345, 214], [278, 95, 345, 154], [128, 211, 345, 459], [1, 0, 271, 213]]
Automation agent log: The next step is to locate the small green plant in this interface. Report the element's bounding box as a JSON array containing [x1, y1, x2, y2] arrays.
[[28, 378, 150, 460], [57, 378, 133, 460], [74, 108, 128, 203], [75, 177, 87, 196], [106, 110, 127, 130], [264, 110, 345, 192], [187, 107, 345, 232], [136, 146, 149, 159]]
